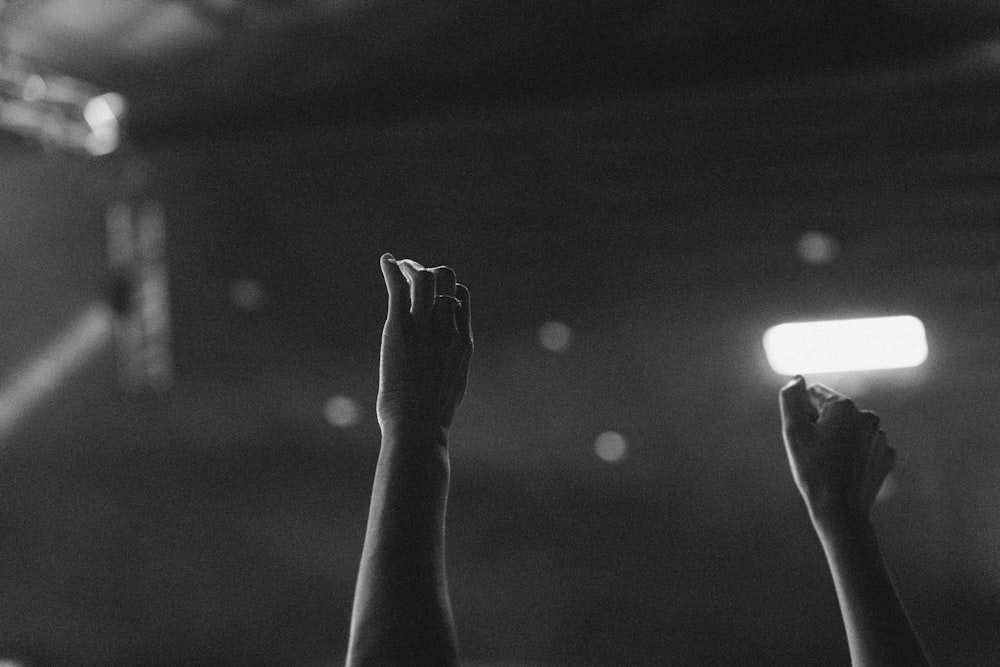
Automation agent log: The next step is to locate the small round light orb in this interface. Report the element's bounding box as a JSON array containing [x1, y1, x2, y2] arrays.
[[230, 278, 266, 311], [324, 395, 362, 428], [594, 431, 628, 464], [796, 231, 841, 265], [22, 74, 46, 102], [538, 320, 572, 353]]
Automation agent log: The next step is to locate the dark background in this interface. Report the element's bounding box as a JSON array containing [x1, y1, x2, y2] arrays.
[[1, 1, 1000, 664]]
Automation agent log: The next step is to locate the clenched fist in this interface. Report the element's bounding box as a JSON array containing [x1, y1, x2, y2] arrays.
[[779, 377, 895, 524], [377, 253, 473, 433]]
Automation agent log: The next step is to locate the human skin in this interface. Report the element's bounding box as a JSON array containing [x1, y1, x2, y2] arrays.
[[346, 253, 472, 667], [779, 377, 929, 667]]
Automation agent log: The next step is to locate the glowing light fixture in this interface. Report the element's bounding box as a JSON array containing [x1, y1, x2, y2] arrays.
[[538, 320, 572, 353], [324, 395, 362, 428], [796, 231, 840, 265], [82, 92, 127, 155], [229, 278, 266, 311], [594, 431, 628, 463], [763, 315, 928, 374]]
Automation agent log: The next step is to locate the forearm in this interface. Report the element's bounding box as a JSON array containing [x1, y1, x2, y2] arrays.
[[813, 512, 928, 667], [347, 422, 458, 666]]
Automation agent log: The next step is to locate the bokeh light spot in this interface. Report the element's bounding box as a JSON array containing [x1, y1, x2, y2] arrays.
[[324, 395, 362, 428], [796, 231, 841, 265], [538, 320, 572, 353], [594, 431, 628, 463], [230, 278, 266, 311]]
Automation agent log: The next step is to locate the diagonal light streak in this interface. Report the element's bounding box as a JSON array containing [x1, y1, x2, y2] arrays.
[[0, 303, 113, 437]]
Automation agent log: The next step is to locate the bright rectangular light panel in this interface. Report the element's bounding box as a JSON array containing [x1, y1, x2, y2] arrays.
[[763, 315, 928, 374]]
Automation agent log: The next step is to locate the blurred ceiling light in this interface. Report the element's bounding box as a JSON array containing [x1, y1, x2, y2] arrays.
[[963, 38, 1000, 68], [763, 315, 928, 375], [796, 231, 840, 265], [324, 395, 361, 429], [0, 304, 112, 439], [229, 278, 266, 311], [594, 431, 628, 464], [0, 52, 127, 155], [538, 320, 572, 353], [105, 201, 172, 391]]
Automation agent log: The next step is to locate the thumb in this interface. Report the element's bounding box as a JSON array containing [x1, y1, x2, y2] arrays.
[[380, 253, 409, 319], [779, 375, 818, 436]]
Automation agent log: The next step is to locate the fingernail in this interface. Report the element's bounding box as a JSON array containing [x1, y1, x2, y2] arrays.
[[782, 375, 805, 391], [381, 253, 396, 263]]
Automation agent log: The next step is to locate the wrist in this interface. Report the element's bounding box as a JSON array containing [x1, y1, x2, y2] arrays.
[[380, 418, 449, 445], [809, 505, 874, 539]]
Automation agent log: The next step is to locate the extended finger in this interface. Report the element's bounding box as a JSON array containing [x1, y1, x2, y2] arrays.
[[430, 266, 458, 333], [779, 376, 818, 435], [397, 258, 425, 281], [456, 283, 472, 345], [380, 253, 409, 319], [399, 259, 435, 322], [430, 266, 457, 296]]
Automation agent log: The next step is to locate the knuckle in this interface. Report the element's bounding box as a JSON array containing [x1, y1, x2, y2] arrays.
[[434, 266, 456, 279], [858, 410, 880, 427], [829, 397, 856, 416]]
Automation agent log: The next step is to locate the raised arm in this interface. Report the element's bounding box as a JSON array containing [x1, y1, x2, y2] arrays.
[[346, 253, 473, 667], [779, 377, 929, 667]]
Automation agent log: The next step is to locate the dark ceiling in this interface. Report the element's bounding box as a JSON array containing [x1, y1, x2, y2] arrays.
[[3, 0, 1000, 141]]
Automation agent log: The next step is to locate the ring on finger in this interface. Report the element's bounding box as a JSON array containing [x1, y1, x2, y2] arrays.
[[435, 294, 462, 307]]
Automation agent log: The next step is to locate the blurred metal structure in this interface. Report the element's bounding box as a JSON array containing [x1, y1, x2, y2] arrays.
[[0, 52, 126, 154], [105, 199, 173, 391], [0, 0, 996, 143]]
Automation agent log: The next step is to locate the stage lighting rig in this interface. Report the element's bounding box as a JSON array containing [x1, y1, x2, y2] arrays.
[[0, 51, 126, 155]]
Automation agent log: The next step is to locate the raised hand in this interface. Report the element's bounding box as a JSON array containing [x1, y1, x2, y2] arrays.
[[779, 376, 895, 523], [346, 254, 470, 667], [778, 377, 928, 666], [377, 253, 473, 432]]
